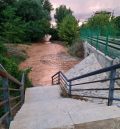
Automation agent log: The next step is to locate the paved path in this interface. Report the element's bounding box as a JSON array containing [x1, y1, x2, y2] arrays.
[[20, 42, 80, 86]]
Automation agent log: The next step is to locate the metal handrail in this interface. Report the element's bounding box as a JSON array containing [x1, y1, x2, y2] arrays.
[[0, 64, 25, 129], [52, 63, 120, 106], [0, 64, 22, 86], [68, 64, 120, 82]]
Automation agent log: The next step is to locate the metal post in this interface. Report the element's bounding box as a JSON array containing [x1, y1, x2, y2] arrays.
[[68, 81, 72, 97], [2, 78, 12, 129], [108, 69, 116, 106], [58, 72, 60, 85], [21, 73, 25, 104], [91, 31, 93, 45], [96, 31, 99, 50], [52, 77, 54, 85], [105, 34, 109, 56]]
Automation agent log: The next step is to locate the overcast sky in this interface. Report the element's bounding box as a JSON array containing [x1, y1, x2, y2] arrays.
[[50, 0, 120, 23]]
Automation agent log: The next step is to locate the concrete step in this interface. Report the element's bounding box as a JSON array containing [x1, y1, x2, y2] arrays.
[[10, 101, 120, 129], [13, 98, 105, 121], [25, 85, 61, 103], [10, 85, 120, 129]]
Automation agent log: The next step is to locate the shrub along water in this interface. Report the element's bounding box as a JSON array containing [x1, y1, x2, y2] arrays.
[[0, 43, 31, 87], [0, 43, 31, 118], [0, 0, 53, 43]]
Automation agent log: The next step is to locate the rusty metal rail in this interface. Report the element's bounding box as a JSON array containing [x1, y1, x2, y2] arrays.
[[0, 64, 25, 129]]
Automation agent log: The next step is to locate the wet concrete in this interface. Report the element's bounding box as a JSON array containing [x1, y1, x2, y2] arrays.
[[20, 42, 80, 86]]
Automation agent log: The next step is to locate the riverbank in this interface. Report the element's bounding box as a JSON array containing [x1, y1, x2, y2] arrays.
[[20, 41, 81, 86]]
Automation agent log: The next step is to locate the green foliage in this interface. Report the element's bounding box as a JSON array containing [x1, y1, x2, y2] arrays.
[[16, 0, 48, 22], [69, 40, 84, 58], [0, 43, 31, 87], [0, 0, 16, 9], [2, 6, 25, 43], [88, 11, 111, 28], [49, 28, 59, 40], [0, 43, 7, 55], [114, 16, 120, 36], [0, 0, 16, 19], [0, 55, 22, 79], [58, 15, 79, 46], [84, 11, 117, 36], [25, 19, 50, 42], [43, 0, 53, 14], [54, 5, 72, 25], [15, 0, 51, 42], [0, 0, 53, 43]]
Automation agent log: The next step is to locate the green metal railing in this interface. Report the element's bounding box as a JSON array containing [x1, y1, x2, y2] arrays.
[[80, 28, 120, 59]]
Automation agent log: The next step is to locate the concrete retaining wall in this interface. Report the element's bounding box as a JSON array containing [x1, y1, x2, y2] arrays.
[[84, 41, 120, 85], [84, 41, 113, 68]]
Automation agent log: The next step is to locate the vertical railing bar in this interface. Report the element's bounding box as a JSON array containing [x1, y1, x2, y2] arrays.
[[58, 72, 60, 84], [96, 31, 99, 50], [108, 69, 116, 106], [52, 76, 54, 85], [105, 34, 109, 56], [68, 81, 72, 97], [91, 31, 93, 45], [21, 73, 25, 104], [2, 78, 12, 129]]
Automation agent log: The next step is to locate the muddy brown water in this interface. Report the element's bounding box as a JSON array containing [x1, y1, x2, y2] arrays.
[[20, 42, 80, 86]]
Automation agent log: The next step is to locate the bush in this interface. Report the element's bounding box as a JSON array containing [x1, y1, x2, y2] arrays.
[[0, 0, 52, 44], [69, 40, 84, 58], [25, 20, 50, 42], [0, 43, 7, 55], [54, 5, 72, 25], [2, 6, 25, 43], [58, 15, 79, 46], [15, 0, 51, 42], [0, 43, 31, 85], [49, 28, 59, 40], [0, 55, 21, 79]]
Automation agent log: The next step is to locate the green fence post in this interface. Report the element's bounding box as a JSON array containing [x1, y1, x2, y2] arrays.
[[91, 31, 93, 45], [96, 31, 99, 50], [105, 34, 109, 56]]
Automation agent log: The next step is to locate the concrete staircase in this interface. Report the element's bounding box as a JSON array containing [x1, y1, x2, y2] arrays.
[[10, 54, 120, 129], [10, 85, 120, 129]]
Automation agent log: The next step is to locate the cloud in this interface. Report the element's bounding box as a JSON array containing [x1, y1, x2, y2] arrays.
[[50, 0, 120, 21]]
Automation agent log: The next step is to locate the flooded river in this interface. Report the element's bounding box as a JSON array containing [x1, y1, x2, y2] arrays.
[[20, 42, 80, 86]]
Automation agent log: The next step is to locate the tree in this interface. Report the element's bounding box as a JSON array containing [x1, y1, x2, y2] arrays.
[[86, 11, 116, 36], [16, 0, 49, 22], [43, 0, 53, 13], [2, 6, 25, 43], [25, 19, 50, 42], [0, 0, 16, 13], [58, 15, 79, 46], [114, 16, 120, 36], [0, 0, 17, 34], [15, 0, 52, 42], [54, 5, 72, 26], [49, 28, 59, 40]]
